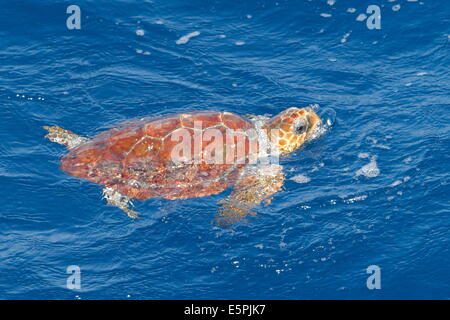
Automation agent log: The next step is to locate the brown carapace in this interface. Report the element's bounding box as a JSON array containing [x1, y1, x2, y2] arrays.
[[44, 107, 321, 224]]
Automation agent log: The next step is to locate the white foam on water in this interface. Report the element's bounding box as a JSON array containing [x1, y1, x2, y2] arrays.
[[291, 174, 311, 184], [327, 0, 336, 6], [392, 4, 401, 11], [366, 137, 378, 144], [310, 162, 325, 173], [403, 157, 413, 163], [176, 31, 201, 45], [246, 14, 253, 19], [390, 180, 402, 187], [358, 152, 370, 159], [344, 195, 368, 204], [320, 13, 332, 18], [135, 29, 145, 36], [356, 156, 380, 178], [136, 49, 151, 55], [416, 72, 428, 76], [308, 106, 335, 141], [347, 8, 356, 13], [235, 41, 245, 46], [390, 176, 411, 187], [309, 124, 326, 141], [340, 32, 351, 43], [356, 14, 367, 21], [374, 144, 391, 150]]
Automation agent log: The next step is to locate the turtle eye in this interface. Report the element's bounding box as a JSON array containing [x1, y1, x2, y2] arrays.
[[294, 119, 308, 135]]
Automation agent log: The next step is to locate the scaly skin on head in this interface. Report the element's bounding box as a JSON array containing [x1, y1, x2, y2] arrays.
[[264, 107, 321, 153]]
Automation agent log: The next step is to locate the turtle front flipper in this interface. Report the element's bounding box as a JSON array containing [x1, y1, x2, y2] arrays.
[[102, 187, 139, 219], [216, 164, 285, 226], [44, 126, 88, 149]]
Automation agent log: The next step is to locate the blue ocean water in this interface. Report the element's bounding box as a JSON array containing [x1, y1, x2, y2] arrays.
[[0, 0, 449, 300]]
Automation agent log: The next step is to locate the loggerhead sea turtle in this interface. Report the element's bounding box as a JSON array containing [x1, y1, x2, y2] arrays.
[[44, 107, 321, 224]]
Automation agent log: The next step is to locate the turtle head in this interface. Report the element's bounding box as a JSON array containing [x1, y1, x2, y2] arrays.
[[265, 106, 321, 153]]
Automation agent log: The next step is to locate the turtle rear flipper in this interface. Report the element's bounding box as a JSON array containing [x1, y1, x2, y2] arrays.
[[44, 125, 88, 149]]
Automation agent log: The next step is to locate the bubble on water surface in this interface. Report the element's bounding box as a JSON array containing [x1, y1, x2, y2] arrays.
[[392, 4, 401, 11]]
